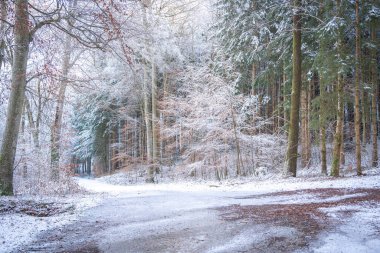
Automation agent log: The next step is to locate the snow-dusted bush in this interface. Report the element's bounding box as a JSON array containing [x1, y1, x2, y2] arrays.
[[162, 65, 285, 180], [13, 143, 81, 196]]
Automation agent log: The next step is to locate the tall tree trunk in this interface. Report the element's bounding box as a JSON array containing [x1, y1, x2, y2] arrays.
[[92, 122, 109, 176], [232, 108, 243, 176], [36, 79, 42, 144], [140, 116, 145, 162], [354, 0, 362, 175], [21, 106, 27, 178], [251, 63, 256, 95], [319, 77, 327, 175], [150, 59, 159, 181], [331, 0, 344, 177], [271, 77, 277, 133], [266, 79, 272, 132], [0, 0, 30, 196], [283, 63, 289, 129], [162, 72, 168, 158], [50, 0, 76, 181], [151, 60, 158, 163], [371, 19, 378, 167], [331, 75, 344, 176], [362, 90, 369, 144], [143, 64, 152, 162], [278, 75, 283, 130], [340, 127, 345, 165], [24, 96, 39, 147], [160, 73, 166, 160], [50, 29, 72, 181], [134, 119, 138, 158], [307, 79, 312, 163], [140, 1, 155, 182], [301, 79, 310, 168], [285, 0, 302, 177], [251, 63, 258, 133]]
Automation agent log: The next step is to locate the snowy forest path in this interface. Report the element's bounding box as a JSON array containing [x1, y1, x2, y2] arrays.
[[19, 177, 380, 253]]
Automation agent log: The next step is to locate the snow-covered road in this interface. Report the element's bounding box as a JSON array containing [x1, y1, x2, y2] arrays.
[[9, 175, 380, 252]]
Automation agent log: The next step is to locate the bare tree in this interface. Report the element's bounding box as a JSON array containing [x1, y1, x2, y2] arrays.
[[50, 0, 77, 181], [0, 0, 111, 194]]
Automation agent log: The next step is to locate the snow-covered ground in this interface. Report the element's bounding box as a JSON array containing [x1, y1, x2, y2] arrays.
[[82, 171, 380, 195], [312, 205, 380, 253], [1, 172, 380, 252], [0, 194, 101, 252], [79, 173, 380, 252]]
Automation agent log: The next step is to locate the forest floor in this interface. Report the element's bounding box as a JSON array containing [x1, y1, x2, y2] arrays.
[[2, 172, 380, 253]]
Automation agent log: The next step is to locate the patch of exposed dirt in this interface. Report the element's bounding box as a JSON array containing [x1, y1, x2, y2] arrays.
[[23, 243, 101, 253], [54, 243, 101, 253], [235, 187, 373, 199], [0, 199, 74, 217], [217, 188, 380, 252], [21, 218, 108, 253]]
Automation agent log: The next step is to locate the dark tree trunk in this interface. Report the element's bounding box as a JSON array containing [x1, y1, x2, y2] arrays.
[[319, 81, 327, 176], [92, 123, 109, 176], [331, 0, 344, 177], [370, 19, 378, 167], [354, 0, 362, 175], [0, 0, 30, 195], [301, 78, 311, 168], [285, 0, 302, 177]]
